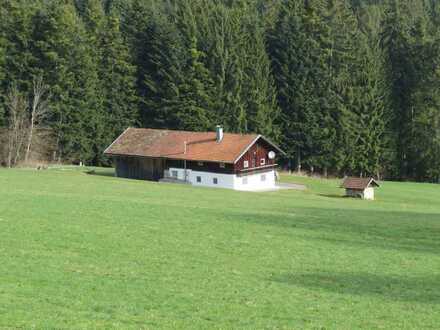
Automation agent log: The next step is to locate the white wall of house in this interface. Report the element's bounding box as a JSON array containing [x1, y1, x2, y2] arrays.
[[363, 187, 375, 200], [167, 167, 276, 191], [234, 170, 276, 191], [346, 187, 375, 200]]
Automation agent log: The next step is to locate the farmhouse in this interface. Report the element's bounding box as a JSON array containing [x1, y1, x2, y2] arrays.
[[104, 126, 285, 191], [342, 177, 380, 200]]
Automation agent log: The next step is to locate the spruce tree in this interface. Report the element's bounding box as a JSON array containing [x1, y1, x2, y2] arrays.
[[31, 0, 101, 163], [177, 36, 214, 131], [123, 1, 184, 129], [269, 0, 335, 173], [381, 0, 414, 179], [81, 0, 138, 164]]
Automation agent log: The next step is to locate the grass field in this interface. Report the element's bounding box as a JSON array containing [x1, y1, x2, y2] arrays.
[[1, 167, 440, 329]]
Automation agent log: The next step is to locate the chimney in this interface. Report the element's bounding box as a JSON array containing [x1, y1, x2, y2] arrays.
[[216, 125, 224, 143]]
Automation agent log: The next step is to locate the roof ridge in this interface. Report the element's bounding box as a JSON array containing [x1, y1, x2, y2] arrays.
[[128, 127, 259, 137]]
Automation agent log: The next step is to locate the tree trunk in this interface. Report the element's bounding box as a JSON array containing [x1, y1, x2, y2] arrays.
[[25, 113, 35, 163], [7, 129, 13, 168]]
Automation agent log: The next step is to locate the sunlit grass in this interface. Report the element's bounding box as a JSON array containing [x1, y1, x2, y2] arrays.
[[0, 168, 439, 328]]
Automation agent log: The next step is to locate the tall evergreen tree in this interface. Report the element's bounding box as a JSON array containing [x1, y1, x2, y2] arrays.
[[81, 0, 138, 164], [269, 0, 335, 173], [31, 1, 101, 163]]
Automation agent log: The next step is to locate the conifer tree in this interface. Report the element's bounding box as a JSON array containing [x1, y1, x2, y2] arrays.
[[380, 0, 414, 178], [269, 0, 335, 173], [98, 13, 138, 146], [240, 4, 280, 140], [81, 0, 138, 164], [177, 36, 214, 131], [31, 1, 101, 163]]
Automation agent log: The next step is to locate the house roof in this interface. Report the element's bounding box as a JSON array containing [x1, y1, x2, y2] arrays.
[[341, 177, 380, 190], [104, 128, 284, 164]]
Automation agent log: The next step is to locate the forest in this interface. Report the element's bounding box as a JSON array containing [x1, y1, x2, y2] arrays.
[[0, 0, 439, 182]]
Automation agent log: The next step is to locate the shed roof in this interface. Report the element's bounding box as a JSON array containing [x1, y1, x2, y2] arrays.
[[104, 128, 284, 164], [341, 177, 380, 190]]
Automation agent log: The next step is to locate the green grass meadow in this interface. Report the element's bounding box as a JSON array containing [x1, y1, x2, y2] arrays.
[[1, 167, 439, 328]]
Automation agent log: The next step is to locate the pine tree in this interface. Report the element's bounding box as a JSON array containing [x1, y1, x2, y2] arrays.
[[98, 14, 138, 156], [0, 0, 40, 114], [269, 0, 335, 173], [124, 1, 184, 129], [406, 17, 440, 181], [380, 0, 414, 179], [31, 0, 101, 163], [177, 36, 214, 131], [171, 1, 214, 131], [0, 10, 6, 125], [81, 0, 138, 164], [240, 4, 280, 140]]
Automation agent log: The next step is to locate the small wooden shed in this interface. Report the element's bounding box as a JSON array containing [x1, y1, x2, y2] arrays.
[[341, 177, 380, 200]]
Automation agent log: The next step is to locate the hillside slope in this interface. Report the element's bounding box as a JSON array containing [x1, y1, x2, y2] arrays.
[[0, 168, 439, 328]]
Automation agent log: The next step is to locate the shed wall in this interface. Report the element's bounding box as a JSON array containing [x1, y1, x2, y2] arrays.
[[115, 156, 165, 181]]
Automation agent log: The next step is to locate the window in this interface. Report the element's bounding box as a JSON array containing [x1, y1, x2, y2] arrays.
[[260, 158, 266, 166], [213, 178, 218, 185], [197, 162, 204, 166], [243, 160, 249, 168], [172, 170, 178, 178], [252, 158, 256, 168], [196, 176, 201, 183], [242, 177, 248, 185], [219, 162, 226, 168], [261, 174, 266, 182]]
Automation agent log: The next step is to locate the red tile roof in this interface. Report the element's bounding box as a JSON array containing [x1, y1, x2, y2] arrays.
[[342, 177, 380, 190], [104, 128, 282, 164]]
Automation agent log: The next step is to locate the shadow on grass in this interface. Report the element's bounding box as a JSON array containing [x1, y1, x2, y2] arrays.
[[216, 207, 440, 255], [85, 170, 115, 178], [318, 193, 347, 199], [271, 272, 440, 304]]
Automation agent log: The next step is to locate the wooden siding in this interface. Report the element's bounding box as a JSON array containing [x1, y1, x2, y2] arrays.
[[115, 156, 165, 181], [166, 159, 234, 174], [234, 138, 277, 172]]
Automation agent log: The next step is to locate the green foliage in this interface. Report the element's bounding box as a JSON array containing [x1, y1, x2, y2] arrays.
[[30, 1, 101, 163], [0, 0, 440, 181], [82, 0, 138, 164]]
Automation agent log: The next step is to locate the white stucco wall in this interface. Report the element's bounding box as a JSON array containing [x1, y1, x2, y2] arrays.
[[363, 187, 375, 200], [346, 187, 375, 200], [167, 167, 276, 191], [234, 170, 276, 191]]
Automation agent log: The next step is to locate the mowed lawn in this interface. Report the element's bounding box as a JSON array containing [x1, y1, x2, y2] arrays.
[[1, 168, 440, 329]]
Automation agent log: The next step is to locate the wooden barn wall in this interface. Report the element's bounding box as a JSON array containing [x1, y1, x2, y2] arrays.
[[115, 156, 165, 181], [166, 159, 234, 174], [234, 139, 276, 172]]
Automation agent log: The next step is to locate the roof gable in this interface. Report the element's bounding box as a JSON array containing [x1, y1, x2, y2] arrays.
[[342, 177, 380, 190], [233, 135, 285, 164], [104, 128, 284, 164]]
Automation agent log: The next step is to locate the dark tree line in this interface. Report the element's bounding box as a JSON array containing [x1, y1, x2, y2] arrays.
[[0, 0, 439, 182]]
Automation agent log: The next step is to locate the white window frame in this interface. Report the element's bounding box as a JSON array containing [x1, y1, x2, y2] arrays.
[[196, 176, 202, 183], [197, 161, 204, 166], [261, 174, 266, 182], [242, 177, 248, 185], [243, 160, 249, 168], [219, 162, 226, 168], [213, 178, 218, 185], [260, 158, 266, 166], [172, 170, 178, 178]]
